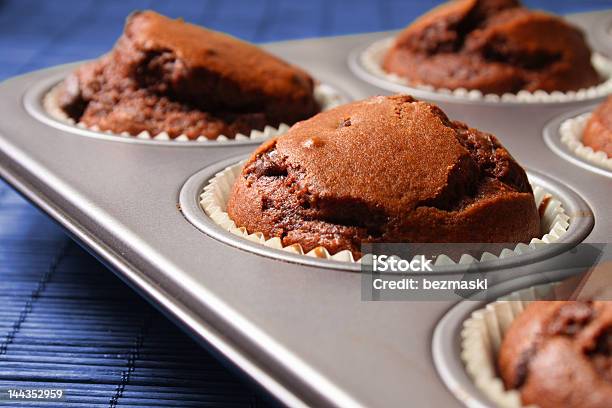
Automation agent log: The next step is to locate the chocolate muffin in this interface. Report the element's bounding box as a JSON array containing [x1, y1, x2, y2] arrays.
[[383, 0, 601, 95], [226, 95, 540, 258], [499, 301, 612, 408], [583, 96, 612, 157], [57, 11, 319, 139]]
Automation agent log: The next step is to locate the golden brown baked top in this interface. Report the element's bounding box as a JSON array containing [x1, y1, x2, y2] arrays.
[[227, 95, 540, 257], [122, 11, 316, 111]]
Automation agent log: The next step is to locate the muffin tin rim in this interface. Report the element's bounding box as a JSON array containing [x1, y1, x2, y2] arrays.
[[543, 103, 612, 178], [179, 154, 595, 274], [23, 68, 349, 147], [347, 37, 612, 108]]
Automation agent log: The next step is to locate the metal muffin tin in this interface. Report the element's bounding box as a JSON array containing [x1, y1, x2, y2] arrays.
[[0, 10, 610, 408]]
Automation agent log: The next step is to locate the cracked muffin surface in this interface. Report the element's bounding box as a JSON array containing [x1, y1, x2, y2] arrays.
[[583, 96, 612, 157], [57, 10, 320, 139], [383, 0, 601, 94], [226, 95, 540, 258], [499, 301, 612, 408]]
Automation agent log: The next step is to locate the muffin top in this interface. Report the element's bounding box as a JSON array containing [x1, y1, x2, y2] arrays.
[[227, 95, 540, 258], [57, 11, 319, 139], [383, 0, 601, 94], [499, 301, 612, 408], [583, 96, 612, 157]]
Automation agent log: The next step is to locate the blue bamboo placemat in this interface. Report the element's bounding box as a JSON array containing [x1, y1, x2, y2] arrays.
[[0, 1, 609, 406]]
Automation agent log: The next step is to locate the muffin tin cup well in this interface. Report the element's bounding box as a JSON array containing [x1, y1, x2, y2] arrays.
[[179, 155, 594, 273], [24, 72, 347, 146], [543, 106, 612, 178], [348, 37, 612, 106], [461, 282, 568, 408], [459, 282, 576, 408], [433, 281, 572, 408]]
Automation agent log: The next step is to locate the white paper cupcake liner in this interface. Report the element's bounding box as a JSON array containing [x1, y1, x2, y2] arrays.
[[559, 112, 612, 171], [361, 37, 612, 103], [461, 282, 571, 408], [199, 161, 570, 265], [43, 82, 346, 143]]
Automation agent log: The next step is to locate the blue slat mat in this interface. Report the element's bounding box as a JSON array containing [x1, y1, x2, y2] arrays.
[[0, 1, 609, 406], [0, 187, 269, 407]]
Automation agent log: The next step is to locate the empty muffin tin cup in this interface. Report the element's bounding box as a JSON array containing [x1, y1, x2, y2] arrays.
[[349, 37, 612, 104], [460, 282, 567, 408], [32, 74, 346, 145], [194, 159, 571, 267]]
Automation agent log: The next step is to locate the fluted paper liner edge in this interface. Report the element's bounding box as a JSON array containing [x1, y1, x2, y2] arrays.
[[199, 161, 570, 265]]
